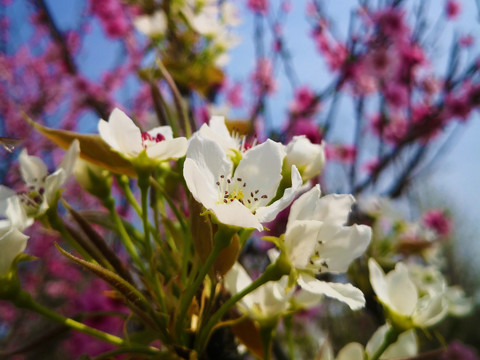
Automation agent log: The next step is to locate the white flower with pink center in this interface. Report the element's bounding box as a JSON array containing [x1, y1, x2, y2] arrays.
[[98, 108, 187, 161]]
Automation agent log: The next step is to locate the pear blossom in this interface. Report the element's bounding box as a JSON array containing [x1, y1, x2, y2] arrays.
[[183, 133, 301, 231], [368, 258, 449, 329], [0, 140, 79, 218], [284, 136, 325, 181], [224, 262, 292, 322], [406, 263, 472, 317], [319, 323, 417, 360], [98, 108, 187, 161], [133, 11, 167, 37], [0, 197, 29, 276], [278, 185, 371, 310]]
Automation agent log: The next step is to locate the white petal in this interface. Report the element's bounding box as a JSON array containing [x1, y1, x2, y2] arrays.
[[183, 158, 217, 209], [147, 126, 173, 140], [224, 262, 253, 295], [0, 226, 29, 276], [234, 139, 284, 208], [315, 223, 371, 273], [57, 140, 80, 182], [313, 194, 356, 224], [284, 219, 322, 269], [99, 108, 143, 157], [211, 202, 262, 230], [287, 185, 322, 224], [5, 196, 30, 231], [366, 324, 418, 359], [413, 294, 448, 327], [146, 138, 187, 160], [19, 149, 48, 188], [255, 165, 302, 223], [369, 258, 389, 307], [386, 263, 418, 316], [0, 185, 17, 216], [44, 169, 66, 207], [298, 275, 366, 310], [336, 343, 364, 360]]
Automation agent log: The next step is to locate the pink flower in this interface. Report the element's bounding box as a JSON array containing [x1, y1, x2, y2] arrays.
[[325, 144, 357, 164], [373, 7, 408, 41], [247, 0, 268, 15], [441, 341, 478, 360], [446, 0, 461, 20], [383, 83, 409, 109], [460, 34, 474, 47], [226, 81, 244, 108], [444, 94, 472, 122], [422, 209, 451, 236], [251, 58, 276, 95], [289, 85, 319, 117], [288, 119, 323, 144], [362, 46, 400, 81]]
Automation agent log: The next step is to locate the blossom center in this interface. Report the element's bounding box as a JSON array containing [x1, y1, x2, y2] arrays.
[[141, 132, 165, 149], [307, 239, 329, 273], [17, 185, 45, 216], [215, 174, 268, 213]]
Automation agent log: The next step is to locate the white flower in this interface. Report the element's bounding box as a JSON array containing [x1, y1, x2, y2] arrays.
[[279, 185, 371, 310], [368, 258, 449, 329], [284, 136, 325, 181], [133, 10, 167, 37], [224, 262, 292, 321], [98, 108, 187, 161], [0, 140, 79, 218], [406, 263, 472, 317], [0, 197, 29, 276], [319, 324, 417, 360], [183, 134, 302, 231], [197, 116, 240, 153]]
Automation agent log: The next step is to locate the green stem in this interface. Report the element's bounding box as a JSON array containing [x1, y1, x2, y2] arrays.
[[116, 175, 142, 216], [260, 325, 275, 360], [138, 175, 153, 260], [285, 314, 296, 360], [13, 290, 155, 351], [175, 227, 235, 343], [369, 326, 400, 360], [102, 196, 145, 273], [45, 208, 92, 261], [194, 261, 288, 353]]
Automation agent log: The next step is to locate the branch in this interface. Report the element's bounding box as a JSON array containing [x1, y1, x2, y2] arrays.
[[31, 0, 110, 120]]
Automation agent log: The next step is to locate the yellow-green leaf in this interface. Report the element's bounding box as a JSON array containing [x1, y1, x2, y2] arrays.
[[26, 117, 135, 176]]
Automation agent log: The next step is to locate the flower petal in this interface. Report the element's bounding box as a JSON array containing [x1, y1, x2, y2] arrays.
[[255, 165, 302, 223], [99, 108, 143, 157], [0, 185, 17, 216], [184, 134, 232, 208], [19, 149, 48, 188], [57, 139, 80, 182], [298, 275, 366, 310], [287, 184, 322, 224], [284, 219, 323, 269], [211, 201, 262, 230], [0, 226, 29, 276], [386, 263, 418, 316], [234, 139, 285, 208], [146, 138, 187, 160], [316, 223, 371, 273], [147, 126, 173, 140], [336, 342, 364, 360]]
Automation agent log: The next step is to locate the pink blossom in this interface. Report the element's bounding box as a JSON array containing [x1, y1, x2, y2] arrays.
[[444, 94, 472, 122], [226, 81, 244, 108], [383, 83, 409, 109], [247, 0, 268, 15], [251, 58, 276, 95], [288, 119, 323, 144], [460, 34, 474, 47], [422, 209, 451, 236], [325, 144, 357, 164], [363, 158, 380, 174], [373, 7, 408, 42], [446, 0, 461, 20], [289, 85, 319, 117], [362, 46, 400, 81]]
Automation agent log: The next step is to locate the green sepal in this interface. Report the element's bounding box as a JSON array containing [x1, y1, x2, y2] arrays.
[[0, 253, 36, 300]]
